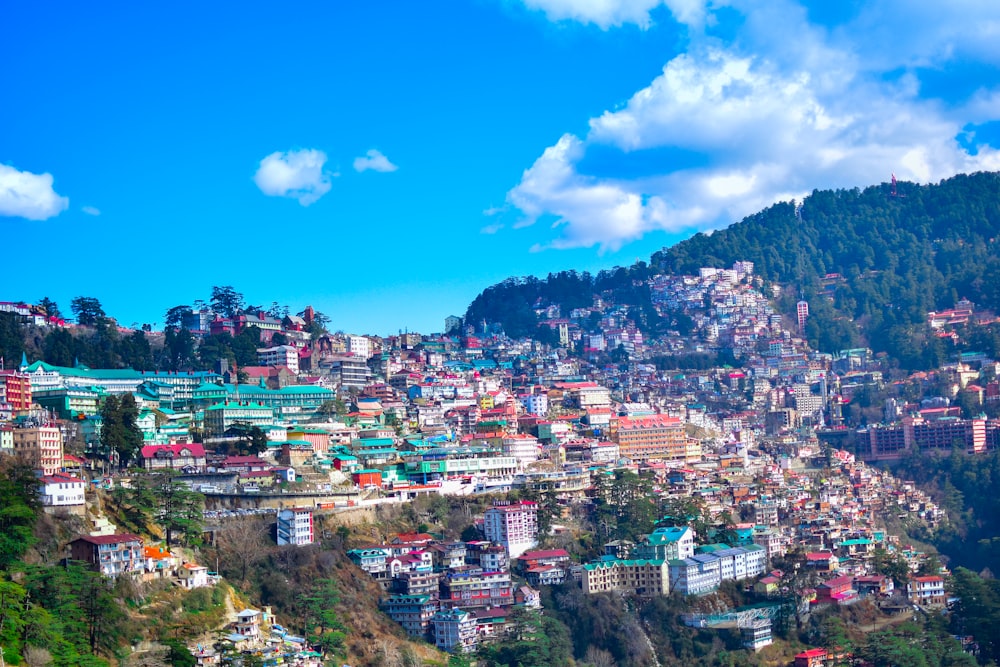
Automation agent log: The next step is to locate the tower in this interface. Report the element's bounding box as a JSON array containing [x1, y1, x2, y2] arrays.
[[796, 300, 809, 333]]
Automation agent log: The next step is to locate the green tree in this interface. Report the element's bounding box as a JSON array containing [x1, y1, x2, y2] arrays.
[[162, 638, 197, 667], [477, 606, 571, 667], [299, 578, 346, 656], [210, 286, 245, 319], [232, 325, 263, 367], [38, 296, 61, 319], [223, 422, 268, 456], [0, 580, 28, 662], [70, 296, 107, 326], [595, 470, 657, 541], [0, 311, 25, 369], [100, 394, 143, 467], [155, 474, 205, 547], [163, 305, 196, 370], [0, 458, 41, 568]]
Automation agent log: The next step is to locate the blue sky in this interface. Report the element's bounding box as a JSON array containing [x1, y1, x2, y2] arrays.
[[3, 1, 999, 335]]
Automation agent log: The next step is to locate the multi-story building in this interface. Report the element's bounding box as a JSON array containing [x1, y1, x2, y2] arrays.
[[614, 414, 694, 463], [39, 472, 85, 507], [140, 443, 207, 472], [392, 570, 442, 599], [582, 558, 670, 596], [12, 423, 63, 475], [0, 370, 32, 411], [32, 386, 101, 418], [404, 451, 518, 484], [669, 556, 721, 596], [70, 533, 144, 578], [502, 434, 540, 467], [348, 548, 391, 580], [328, 355, 371, 389], [382, 594, 438, 637], [466, 542, 509, 573], [752, 526, 784, 560], [257, 345, 299, 374], [796, 300, 809, 333], [347, 335, 372, 360], [483, 501, 538, 558], [432, 607, 477, 653], [633, 527, 695, 561], [520, 393, 549, 417], [203, 400, 274, 436], [276, 507, 314, 546], [21, 361, 219, 405], [866, 416, 987, 460], [667, 545, 767, 596], [439, 567, 514, 609], [907, 575, 946, 605], [193, 383, 333, 419]]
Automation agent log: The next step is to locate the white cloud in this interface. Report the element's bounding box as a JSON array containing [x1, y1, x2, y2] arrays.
[[353, 149, 398, 173], [253, 149, 332, 205], [481, 222, 505, 234], [82, 206, 100, 216], [519, 0, 706, 29], [0, 164, 69, 221], [505, 0, 1000, 251]]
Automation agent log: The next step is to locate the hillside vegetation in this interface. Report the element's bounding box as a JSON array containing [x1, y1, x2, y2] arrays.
[[467, 172, 1000, 370]]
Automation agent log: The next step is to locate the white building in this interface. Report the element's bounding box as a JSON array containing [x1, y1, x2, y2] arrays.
[[520, 393, 549, 417], [483, 501, 538, 559], [502, 434, 540, 467], [257, 345, 299, 374], [347, 335, 372, 359], [177, 563, 210, 589], [39, 473, 85, 507], [277, 507, 314, 546]]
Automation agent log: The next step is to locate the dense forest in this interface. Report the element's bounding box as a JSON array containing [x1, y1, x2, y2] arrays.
[[892, 448, 1000, 579], [466, 172, 1000, 370]]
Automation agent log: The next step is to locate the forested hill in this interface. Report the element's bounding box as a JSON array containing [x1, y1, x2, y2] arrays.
[[466, 171, 1000, 368]]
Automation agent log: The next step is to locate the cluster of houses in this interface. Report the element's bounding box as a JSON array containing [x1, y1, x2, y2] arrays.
[[1, 264, 985, 661], [67, 531, 213, 587], [349, 501, 546, 653]]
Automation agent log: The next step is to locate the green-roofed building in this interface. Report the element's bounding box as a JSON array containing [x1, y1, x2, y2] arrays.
[[204, 401, 274, 436]]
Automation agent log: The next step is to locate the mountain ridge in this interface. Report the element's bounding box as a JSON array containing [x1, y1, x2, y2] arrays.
[[466, 171, 1000, 369]]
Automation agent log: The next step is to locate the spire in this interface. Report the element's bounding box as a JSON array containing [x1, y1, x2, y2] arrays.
[[20, 351, 28, 370]]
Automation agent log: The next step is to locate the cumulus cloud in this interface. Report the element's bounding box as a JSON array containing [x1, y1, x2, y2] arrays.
[[353, 149, 398, 173], [520, 0, 706, 29], [82, 206, 100, 216], [0, 164, 69, 221], [505, 0, 1000, 251], [253, 149, 332, 205]]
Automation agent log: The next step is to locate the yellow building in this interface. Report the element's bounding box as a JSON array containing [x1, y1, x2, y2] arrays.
[[582, 559, 669, 596], [614, 414, 697, 463]]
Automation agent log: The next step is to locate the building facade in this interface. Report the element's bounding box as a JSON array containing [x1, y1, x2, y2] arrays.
[[483, 501, 538, 559], [276, 507, 314, 546]]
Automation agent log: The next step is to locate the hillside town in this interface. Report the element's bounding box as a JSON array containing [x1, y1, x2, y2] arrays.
[[0, 261, 992, 663]]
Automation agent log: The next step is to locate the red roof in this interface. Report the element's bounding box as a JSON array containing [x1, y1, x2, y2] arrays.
[[795, 648, 828, 658], [39, 473, 83, 484], [141, 443, 206, 459]]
